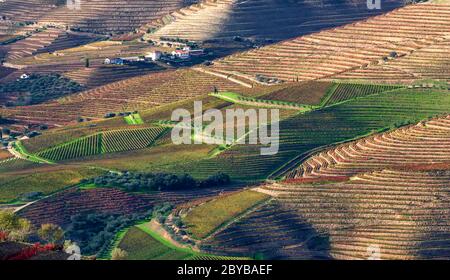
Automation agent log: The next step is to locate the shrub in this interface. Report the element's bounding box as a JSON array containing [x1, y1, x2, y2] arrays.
[[0, 74, 83, 105], [0, 211, 32, 242], [38, 223, 65, 244], [66, 209, 153, 256], [111, 248, 128, 260]]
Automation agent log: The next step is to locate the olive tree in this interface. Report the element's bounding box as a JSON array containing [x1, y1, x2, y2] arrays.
[[38, 223, 65, 244], [0, 210, 32, 242]]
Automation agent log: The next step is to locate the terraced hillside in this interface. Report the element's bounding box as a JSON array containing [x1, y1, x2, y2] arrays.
[[116, 226, 196, 260], [173, 89, 450, 180], [17, 187, 152, 227], [0, 1, 56, 34], [2, 41, 159, 89], [256, 169, 450, 260], [334, 38, 450, 84], [146, 0, 403, 42], [203, 3, 450, 85], [0, 69, 251, 124], [202, 201, 331, 260], [0, 158, 39, 173], [35, 127, 167, 162], [0, 167, 102, 203], [261, 81, 333, 105], [0, 0, 197, 35], [289, 114, 450, 179], [63, 64, 165, 89], [4, 28, 88, 61], [321, 83, 403, 106], [18, 185, 244, 227]]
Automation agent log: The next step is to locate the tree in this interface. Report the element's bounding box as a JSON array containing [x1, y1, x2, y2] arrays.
[[0, 210, 32, 241], [111, 248, 128, 260], [38, 223, 65, 244]]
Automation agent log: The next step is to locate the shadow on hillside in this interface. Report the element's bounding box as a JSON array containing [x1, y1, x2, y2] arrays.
[[213, 0, 405, 44], [203, 202, 332, 260], [417, 231, 450, 260]]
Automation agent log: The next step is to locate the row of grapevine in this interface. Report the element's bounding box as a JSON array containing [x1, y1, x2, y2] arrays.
[[102, 127, 166, 153], [0, 69, 248, 125], [290, 114, 450, 179], [261, 169, 450, 259], [0, 158, 38, 173], [323, 83, 403, 106], [208, 3, 450, 84], [37, 134, 102, 161], [36, 127, 167, 162]]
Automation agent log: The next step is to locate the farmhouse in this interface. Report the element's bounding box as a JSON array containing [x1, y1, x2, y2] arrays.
[[171, 49, 190, 60], [145, 51, 162, 61], [182, 46, 205, 57]]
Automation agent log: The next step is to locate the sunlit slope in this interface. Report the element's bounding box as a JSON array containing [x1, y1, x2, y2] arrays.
[[147, 0, 403, 42], [202, 2, 450, 84], [0, 69, 251, 125], [168, 89, 450, 180], [259, 170, 450, 260], [0, 0, 196, 35], [289, 114, 450, 179]]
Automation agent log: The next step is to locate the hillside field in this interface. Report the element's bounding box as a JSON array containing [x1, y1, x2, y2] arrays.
[[183, 190, 270, 239], [2, 0, 450, 261]]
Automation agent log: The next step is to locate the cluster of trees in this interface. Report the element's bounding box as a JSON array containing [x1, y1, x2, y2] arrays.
[[103, 110, 138, 119], [37, 223, 64, 244], [198, 172, 231, 188], [111, 248, 128, 260], [151, 203, 195, 246], [0, 210, 64, 245], [153, 203, 174, 224], [0, 35, 27, 46], [0, 211, 32, 242], [236, 95, 304, 108], [65, 210, 153, 256], [0, 74, 83, 106], [159, 36, 189, 44], [85, 171, 231, 192]]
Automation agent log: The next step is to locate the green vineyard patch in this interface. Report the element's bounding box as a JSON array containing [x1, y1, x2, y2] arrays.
[[36, 127, 167, 162]]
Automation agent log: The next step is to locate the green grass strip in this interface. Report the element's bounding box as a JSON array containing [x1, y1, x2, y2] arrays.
[[209, 91, 315, 111], [124, 113, 144, 125], [13, 141, 54, 164]]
